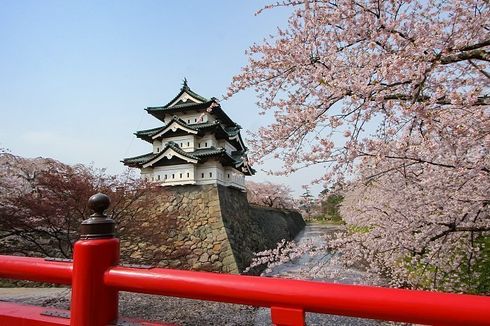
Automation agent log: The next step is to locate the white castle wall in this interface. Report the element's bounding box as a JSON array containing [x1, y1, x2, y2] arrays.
[[143, 113, 246, 190], [163, 113, 214, 125], [141, 160, 245, 190], [154, 135, 196, 153]]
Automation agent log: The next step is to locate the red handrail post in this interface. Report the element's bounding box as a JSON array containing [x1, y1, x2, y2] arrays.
[[71, 238, 119, 326], [70, 193, 119, 326], [271, 306, 305, 326]]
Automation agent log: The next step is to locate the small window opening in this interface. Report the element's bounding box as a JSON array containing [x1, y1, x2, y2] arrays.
[[157, 147, 160, 152], [201, 173, 204, 178], [209, 172, 212, 178], [205, 142, 208, 147], [227, 174, 230, 178], [187, 142, 190, 146], [157, 175, 160, 180], [172, 174, 175, 179], [188, 119, 190, 123], [198, 143, 201, 148], [165, 174, 167, 179], [187, 172, 190, 178], [180, 173, 183, 178]]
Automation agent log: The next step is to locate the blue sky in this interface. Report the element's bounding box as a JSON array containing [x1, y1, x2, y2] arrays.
[[0, 1, 325, 195]]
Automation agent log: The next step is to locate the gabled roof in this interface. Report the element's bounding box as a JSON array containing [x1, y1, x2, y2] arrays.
[[142, 142, 199, 168], [146, 100, 213, 113], [135, 118, 246, 151], [151, 80, 209, 109], [135, 126, 165, 142], [144, 81, 236, 126], [146, 100, 236, 127], [151, 116, 199, 139], [122, 143, 254, 175], [121, 152, 156, 167], [122, 142, 199, 168]]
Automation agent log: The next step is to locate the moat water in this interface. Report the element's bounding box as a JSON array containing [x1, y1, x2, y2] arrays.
[[253, 223, 387, 326]]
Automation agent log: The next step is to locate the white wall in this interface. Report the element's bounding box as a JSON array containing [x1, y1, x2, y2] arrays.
[[152, 140, 162, 153], [196, 133, 217, 149], [223, 167, 245, 188], [218, 139, 238, 154], [195, 160, 223, 184], [153, 135, 195, 153], [141, 164, 195, 185], [194, 160, 246, 189], [141, 159, 246, 190], [164, 113, 212, 125]]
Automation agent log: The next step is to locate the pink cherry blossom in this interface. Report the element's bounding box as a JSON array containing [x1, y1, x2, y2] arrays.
[[229, 0, 489, 292]]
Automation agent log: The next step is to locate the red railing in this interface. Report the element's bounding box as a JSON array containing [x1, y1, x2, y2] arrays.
[[1, 193, 489, 326]]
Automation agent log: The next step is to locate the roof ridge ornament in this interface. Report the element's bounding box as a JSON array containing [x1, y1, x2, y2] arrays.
[[182, 78, 189, 90]]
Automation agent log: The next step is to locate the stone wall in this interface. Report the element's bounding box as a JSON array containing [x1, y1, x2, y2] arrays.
[[119, 184, 305, 274]]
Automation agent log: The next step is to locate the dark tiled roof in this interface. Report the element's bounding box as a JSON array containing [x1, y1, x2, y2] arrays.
[[146, 100, 213, 112], [224, 127, 240, 137], [165, 141, 199, 160], [122, 144, 254, 175], [192, 121, 220, 129], [122, 152, 156, 166], [193, 147, 226, 158], [152, 82, 210, 110], [135, 126, 163, 135], [138, 118, 243, 143], [123, 144, 231, 168], [231, 150, 246, 161], [134, 126, 165, 142]]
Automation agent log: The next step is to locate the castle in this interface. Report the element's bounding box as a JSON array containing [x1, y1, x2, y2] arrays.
[[122, 80, 254, 190]]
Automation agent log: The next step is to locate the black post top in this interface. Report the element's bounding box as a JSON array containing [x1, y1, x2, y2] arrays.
[[80, 193, 116, 239]]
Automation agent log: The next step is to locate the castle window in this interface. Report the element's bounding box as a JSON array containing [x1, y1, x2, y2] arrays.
[[180, 173, 182, 178], [194, 118, 197, 122], [205, 142, 208, 147], [187, 172, 190, 178], [188, 119, 190, 123], [157, 147, 160, 152], [227, 174, 230, 178], [172, 174, 175, 179], [165, 174, 167, 179], [157, 175, 160, 180], [201, 173, 204, 178], [180, 143, 183, 147], [187, 142, 190, 147], [209, 172, 212, 178]]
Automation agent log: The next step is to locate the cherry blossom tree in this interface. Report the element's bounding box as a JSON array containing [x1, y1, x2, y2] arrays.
[[246, 180, 295, 209], [0, 153, 160, 258], [229, 0, 489, 292]]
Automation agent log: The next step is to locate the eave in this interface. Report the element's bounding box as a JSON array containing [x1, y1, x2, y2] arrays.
[[151, 116, 199, 139], [146, 100, 237, 127], [135, 126, 165, 143], [121, 152, 157, 168], [143, 146, 198, 168], [162, 82, 209, 108]]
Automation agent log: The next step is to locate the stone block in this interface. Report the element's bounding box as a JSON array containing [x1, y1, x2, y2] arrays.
[[212, 243, 221, 253], [199, 252, 209, 262]]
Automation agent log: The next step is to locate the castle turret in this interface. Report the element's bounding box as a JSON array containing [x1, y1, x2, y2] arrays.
[[122, 80, 254, 190]]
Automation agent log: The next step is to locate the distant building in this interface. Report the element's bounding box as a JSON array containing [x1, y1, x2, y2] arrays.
[[122, 80, 254, 190]]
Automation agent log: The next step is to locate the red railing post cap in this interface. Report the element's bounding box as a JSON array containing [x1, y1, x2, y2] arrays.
[[80, 193, 115, 239], [88, 193, 111, 216]]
